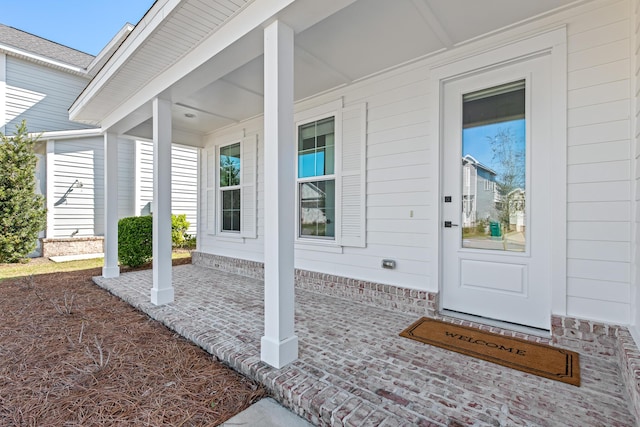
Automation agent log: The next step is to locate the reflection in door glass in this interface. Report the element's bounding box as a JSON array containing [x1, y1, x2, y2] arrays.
[[461, 80, 525, 252]]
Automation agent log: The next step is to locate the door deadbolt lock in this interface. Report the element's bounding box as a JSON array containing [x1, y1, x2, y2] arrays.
[[444, 221, 459, 228]]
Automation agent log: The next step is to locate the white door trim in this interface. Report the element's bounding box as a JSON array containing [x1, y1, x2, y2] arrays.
[[429, 27, 568, 318]]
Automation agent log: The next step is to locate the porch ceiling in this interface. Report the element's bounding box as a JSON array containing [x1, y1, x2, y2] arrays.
[[70, 0, 584, 146]]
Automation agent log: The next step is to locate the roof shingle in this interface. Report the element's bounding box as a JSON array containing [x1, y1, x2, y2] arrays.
[[0, 23, 94, 69]]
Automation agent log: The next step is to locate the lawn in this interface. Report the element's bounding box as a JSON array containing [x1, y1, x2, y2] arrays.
[[0, 251, 192, 281], [0, 254, 265, 425]]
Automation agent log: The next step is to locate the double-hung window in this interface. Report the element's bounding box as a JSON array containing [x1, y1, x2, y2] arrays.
[[297, 116, 336, 239], [219, 143, 241, 233]]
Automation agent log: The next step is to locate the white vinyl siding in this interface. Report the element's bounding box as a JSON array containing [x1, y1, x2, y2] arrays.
[[50, 137, 134, 238], [172, 144, 198, 236], [51, 139, 102, 237], [49, 138, 197, 239], [136, 141, 198, 235], [564, 0, 632, 323], [199, 68, 427, 287], [5, 57, 91, 132]]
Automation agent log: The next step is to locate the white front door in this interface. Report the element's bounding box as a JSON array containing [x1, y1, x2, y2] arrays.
[[441, 54, 552, 330]]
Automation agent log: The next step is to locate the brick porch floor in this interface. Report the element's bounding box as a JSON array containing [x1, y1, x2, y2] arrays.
[[93, 265, 637, 426]]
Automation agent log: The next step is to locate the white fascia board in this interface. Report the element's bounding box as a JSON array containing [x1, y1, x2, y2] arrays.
[[79, 0, 297, 131], [69, 0, 183, 120], [86, 23, 135, 76], [36, 128, 103, 141], [0, 43, 88, 75]]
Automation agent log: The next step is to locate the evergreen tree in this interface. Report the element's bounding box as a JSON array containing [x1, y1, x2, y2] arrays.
[[0, 121, 46, 263]]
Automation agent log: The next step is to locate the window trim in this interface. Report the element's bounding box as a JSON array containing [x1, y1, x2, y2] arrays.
[[294, 101, 343, 245]]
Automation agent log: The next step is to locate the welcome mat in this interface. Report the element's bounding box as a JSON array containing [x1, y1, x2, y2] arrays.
[[400, 317, 580, 386]]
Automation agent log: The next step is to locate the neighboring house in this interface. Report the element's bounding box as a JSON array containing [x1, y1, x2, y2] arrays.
[[68, 0, 640, 373], [506, 188, 525, 233], [0, 24, 198, 257], [461, 154, 498, 228]]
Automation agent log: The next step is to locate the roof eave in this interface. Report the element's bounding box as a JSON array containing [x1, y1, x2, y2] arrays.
[[86, 23, 135, 77], [0, 42, 88, 76], [69, 0, 183, 123]]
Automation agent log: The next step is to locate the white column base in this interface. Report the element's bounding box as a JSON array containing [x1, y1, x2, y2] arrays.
[[151, 286, 174, 306], [102, 265, 120, 278], [261, 334, 298, 369]]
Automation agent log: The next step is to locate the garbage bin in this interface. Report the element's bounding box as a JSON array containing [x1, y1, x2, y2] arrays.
[[490, 221, 501, 237]]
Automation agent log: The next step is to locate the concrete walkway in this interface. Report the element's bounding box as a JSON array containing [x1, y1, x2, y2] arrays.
[[220, 398, 314, 426], [93, 265, 637, 426]]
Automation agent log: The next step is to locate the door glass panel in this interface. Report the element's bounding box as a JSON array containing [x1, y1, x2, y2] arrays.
[[461, 80, 526, 252]]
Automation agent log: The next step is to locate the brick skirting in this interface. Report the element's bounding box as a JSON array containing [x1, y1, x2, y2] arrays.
[[617, 329, 640, 422], [191, 251, 438, 316], [41, 237, 104, 258], [550, 315, 640, 420], [191, 250, 640, 419]]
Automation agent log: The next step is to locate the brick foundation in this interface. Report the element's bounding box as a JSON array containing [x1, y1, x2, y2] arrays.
[[551, 315, 621, 357], [191, 251, 438, 316], [41, 237, 104, 258], [294, 269, 439, 316], [616, 328, 640, 422], [191, 251, 264, 279]]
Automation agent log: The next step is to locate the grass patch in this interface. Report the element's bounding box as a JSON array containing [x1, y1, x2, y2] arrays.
[[0, 251, 192, 282]]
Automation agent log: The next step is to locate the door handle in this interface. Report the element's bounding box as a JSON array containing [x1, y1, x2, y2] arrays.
[[444, 221, 459, 228]]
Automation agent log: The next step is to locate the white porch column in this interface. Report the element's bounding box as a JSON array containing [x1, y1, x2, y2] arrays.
[[261, 20, 298, 369], [150, 97, 174, 305], [103, 132, 120, 278]]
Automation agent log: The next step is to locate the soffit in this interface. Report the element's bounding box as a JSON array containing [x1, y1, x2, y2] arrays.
[[73, 0, 252, 124], [72, 0, 586, 143]]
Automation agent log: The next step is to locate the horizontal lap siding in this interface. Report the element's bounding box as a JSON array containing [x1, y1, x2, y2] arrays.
[[137, 142, 199, 235], [52, 138, 134, 238], [566, 0, 633, 323], [52, 140, 101, 237], [5, 58, 91, 132], [305, 67, 431, 287], [137, 142, 154, 214], [171, 144, 198, 235]]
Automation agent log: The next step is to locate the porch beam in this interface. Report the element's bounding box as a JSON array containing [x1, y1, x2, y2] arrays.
[[261, 20, 298, 369], [150, 97, 174, 306], [102, 132, 120, 278], [411, 0, 454, 48]]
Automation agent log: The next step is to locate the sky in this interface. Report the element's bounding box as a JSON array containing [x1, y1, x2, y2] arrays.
[[462, 119, 526, 176], [1, 0, 156, 56]]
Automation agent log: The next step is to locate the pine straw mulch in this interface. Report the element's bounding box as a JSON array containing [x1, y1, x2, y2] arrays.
[[0, 258, 266, 426]]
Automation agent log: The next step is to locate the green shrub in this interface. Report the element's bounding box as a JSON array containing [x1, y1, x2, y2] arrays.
[[182, 235, 197, 249], [171, 214, 190, 248], [118, 215, 153, 267], [0, 121, 47, 263], [118, 214, 194, 267]]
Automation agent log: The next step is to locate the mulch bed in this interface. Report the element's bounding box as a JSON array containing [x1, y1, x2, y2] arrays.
[[0, 258, 266, 426]]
